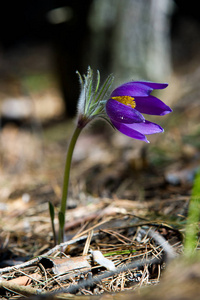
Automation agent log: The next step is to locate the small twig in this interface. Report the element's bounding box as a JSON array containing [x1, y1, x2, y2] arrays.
[[0, 280, 44, 297], [0, 257, 41, 275], [101, 229, 132, 244], [83, 230, 93, 256], [148, 229, 176, 260], [73, 217, 113, 239]]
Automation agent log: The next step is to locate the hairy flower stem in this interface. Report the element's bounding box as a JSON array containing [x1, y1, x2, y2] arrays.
[[58, 124, 83, 244]]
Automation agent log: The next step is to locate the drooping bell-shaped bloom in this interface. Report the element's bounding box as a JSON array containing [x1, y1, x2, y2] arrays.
[[106, 81, 172, 143]]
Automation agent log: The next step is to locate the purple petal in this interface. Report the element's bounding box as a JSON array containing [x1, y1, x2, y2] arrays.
[[111, 81, 168, 99], [111, 120, 149, 143], [134, 81, 168, 90], [135, 95, 172, 116], [111, 82, 154, 97], [106, 99, 145, 123], [127, 120, 164, 135]]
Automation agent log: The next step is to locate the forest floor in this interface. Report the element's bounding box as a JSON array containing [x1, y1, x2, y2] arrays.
[[0, 66, 200, 299]]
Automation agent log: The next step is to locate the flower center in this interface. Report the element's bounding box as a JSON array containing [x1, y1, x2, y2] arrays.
[[112, 96, 136, 109]]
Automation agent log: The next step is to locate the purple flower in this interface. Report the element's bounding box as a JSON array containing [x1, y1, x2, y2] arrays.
[[106, 81, 172, 143]]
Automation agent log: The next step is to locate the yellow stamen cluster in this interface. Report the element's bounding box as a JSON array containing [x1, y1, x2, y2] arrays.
[[112, 96, 136, 109]]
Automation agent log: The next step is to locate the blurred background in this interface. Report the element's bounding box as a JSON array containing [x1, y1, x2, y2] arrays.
[[0, 0, 200, 119], [0, 0, 200, 186]]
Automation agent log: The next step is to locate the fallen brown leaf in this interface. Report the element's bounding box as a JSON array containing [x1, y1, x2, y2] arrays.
[[6, 273, 41, 286]]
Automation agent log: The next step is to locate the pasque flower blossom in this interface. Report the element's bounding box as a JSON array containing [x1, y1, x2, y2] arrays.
[[106, 81, 172, 143], [53, 67, 172, 244]]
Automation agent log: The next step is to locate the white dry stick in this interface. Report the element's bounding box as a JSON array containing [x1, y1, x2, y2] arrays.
[[91, 250, 116, 271], [148, 229, 176, 260]]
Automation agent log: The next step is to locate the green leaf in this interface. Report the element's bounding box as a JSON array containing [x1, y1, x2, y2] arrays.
[[192, 170, 200, 196], [184, 171, 200, 256], [48, 202, 57, 245], [58, 211, 65, 244], [58, 211, 65, 229], [76, 70, 84, 88], [48, 201, 55, 221], [95, 70, 100, 94], [103, 249, 136, 257]]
